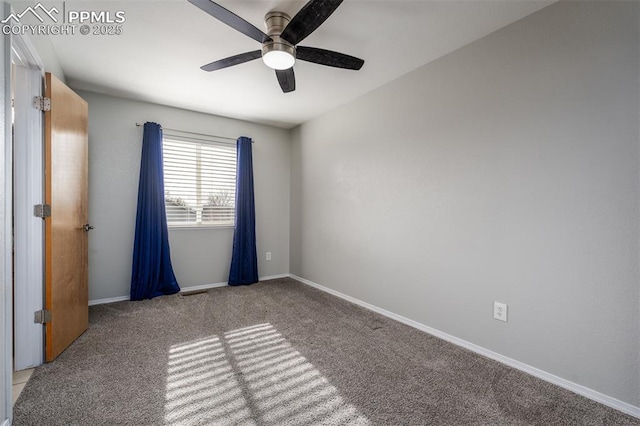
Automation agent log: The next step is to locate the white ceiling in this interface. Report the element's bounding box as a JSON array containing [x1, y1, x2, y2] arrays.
[[49, 0, 554, 128]]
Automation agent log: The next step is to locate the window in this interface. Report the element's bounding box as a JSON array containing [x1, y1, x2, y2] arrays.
[[163, 133, 236, 227]]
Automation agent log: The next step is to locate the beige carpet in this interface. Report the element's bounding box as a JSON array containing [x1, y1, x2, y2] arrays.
[[13, 278, 639, 425]]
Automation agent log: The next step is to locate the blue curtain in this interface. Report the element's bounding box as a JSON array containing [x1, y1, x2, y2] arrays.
[[131, 122, 180, 300], [228, 137, 259, 286]]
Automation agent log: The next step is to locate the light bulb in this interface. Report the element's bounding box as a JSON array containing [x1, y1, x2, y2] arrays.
[[262, 50, 295, 70]]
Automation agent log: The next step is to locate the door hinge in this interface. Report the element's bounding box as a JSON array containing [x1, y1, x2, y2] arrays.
[[34, 204, 51, 218], [34, 309, 51, 324], [33, 96, 51, 111]]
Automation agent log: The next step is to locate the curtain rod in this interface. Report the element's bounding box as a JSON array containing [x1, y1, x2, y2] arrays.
[[135, 123, 253, 143]]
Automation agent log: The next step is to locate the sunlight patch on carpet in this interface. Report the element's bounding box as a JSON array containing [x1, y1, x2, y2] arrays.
[[164, 323, 370, 425]]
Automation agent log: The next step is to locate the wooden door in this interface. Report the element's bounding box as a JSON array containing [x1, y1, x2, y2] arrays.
[[44, 73, 89, 362]]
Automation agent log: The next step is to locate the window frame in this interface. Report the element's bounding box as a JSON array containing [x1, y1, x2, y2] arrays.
[[162, 130, 237, 230]]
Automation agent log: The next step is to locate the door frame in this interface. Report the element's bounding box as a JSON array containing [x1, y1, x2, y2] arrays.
[[12, 32, 44, 370], [1, 3, 12, 423]]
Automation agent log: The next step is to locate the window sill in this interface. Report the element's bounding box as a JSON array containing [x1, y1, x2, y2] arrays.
[[168, 224, 235, 230]]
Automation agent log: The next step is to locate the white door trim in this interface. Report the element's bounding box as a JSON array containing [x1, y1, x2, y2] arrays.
[[12, 32, 44, 371], [1, 2, 13, 423]]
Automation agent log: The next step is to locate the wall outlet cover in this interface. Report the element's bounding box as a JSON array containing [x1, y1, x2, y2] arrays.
[[494, 302, 508, 322]]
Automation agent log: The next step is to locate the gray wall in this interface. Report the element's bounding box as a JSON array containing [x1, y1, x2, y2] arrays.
[[79, 91, 290, 301], [290, 1, 640, 407]]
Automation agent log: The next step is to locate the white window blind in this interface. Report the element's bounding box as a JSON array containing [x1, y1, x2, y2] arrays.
[[163, 135, 237, 227]]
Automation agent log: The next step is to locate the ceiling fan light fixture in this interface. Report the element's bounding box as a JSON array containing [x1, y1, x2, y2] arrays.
[[263, 50, 295, 70], [262, 39, 296, 70], [190, 1, 365, 93]]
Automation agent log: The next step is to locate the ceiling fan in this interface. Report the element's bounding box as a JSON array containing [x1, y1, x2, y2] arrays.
[[188, 0, 365, 93]]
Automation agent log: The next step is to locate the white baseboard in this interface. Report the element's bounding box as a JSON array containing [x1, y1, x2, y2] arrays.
[[177, 274, 289, 293], [289, 274, 640, 419], [260, 274, 290, 281], [88, 273, 291, 306], [88, 295, 129, 306], [180, 282, 227, 293]]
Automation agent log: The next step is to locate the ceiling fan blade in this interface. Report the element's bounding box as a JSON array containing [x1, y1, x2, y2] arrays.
[[276, 68, 296, 93], [188, 0, 272, 43], [296, 46, 364, 70], [280, 0, 343, 45], [201, 50, 262, 72]]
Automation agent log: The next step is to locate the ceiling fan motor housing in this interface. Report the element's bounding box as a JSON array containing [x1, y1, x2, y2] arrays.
[[262, 11, 296, 67]]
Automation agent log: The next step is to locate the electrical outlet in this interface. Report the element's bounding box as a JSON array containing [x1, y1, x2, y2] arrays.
[[266, 252, 271, 261], [494, 302, 507, 322]]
